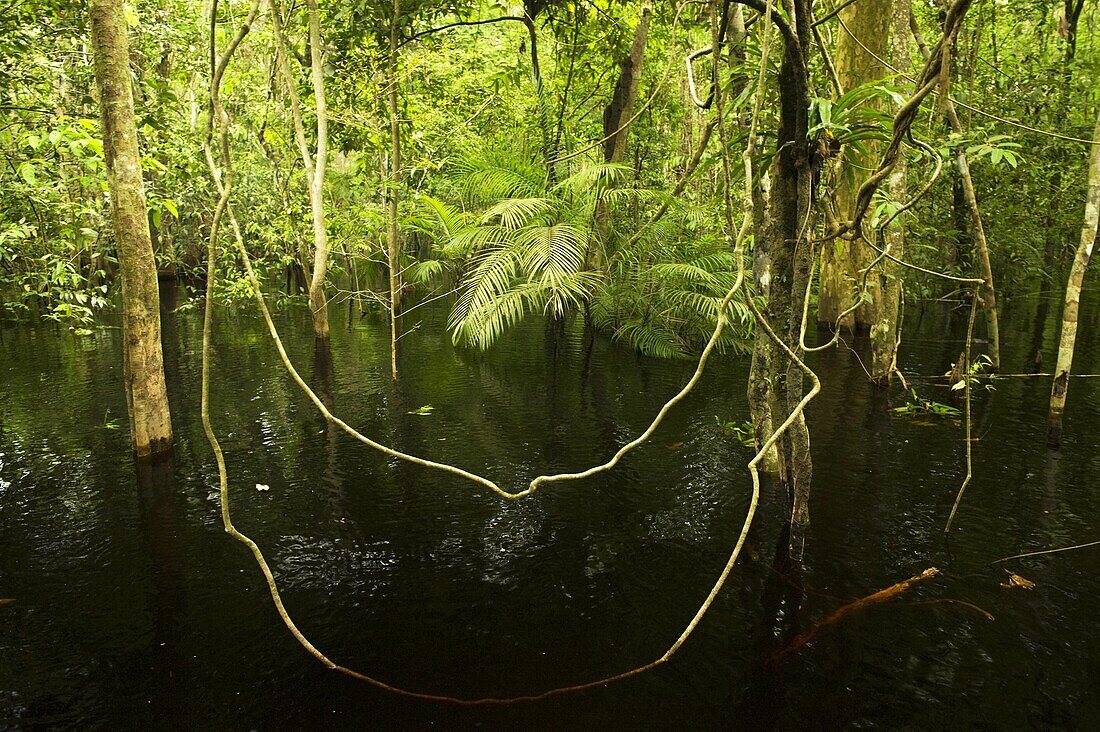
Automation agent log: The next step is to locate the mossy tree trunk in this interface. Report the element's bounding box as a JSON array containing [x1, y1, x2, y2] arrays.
[[818, 0, 892, 335], [748, 0, 814, 561], [870, 0, 912, 383], [89, 0, 174, 458]]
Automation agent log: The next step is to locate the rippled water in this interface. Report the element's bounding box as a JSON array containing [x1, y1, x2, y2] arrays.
[[2, 288, 1099, 729]]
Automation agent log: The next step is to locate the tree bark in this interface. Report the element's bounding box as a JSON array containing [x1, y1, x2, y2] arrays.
[[602, 0, 653, 165], [911, 14, 1000, 369], [756, 2, 814, 561], [1048, 107, 1100, 445], [870, 0, 912, 384], [594, 0, 653, 262], [386, 0, 403, 380], [818, 0, 892, 333], [949, 137, 1000, 369], [305, 0, 331, 340], [89, 0, 174, 459], [270, 0, 331, 339]]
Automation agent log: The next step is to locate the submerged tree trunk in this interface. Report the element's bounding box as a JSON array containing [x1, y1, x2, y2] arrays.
[[912, 15, 1000, 369], [751, 0, 814, 561], [748, 174, 781, 475], [271, 0, 331, 339], [305, 0, 331, 340], [89, 0, 174, 458], [945, 110, 1000, 371], [870, 0, 912, 384], [1047, 107, 1100, 445], [386, 0, 403, 380], [747, 0, 971, 560], [818, 0, 892, 333]]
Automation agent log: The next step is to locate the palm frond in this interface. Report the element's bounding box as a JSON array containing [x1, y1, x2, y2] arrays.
[[480, 197, 555, 229]]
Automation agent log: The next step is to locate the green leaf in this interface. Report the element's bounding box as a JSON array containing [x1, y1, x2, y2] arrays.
[[17, 161, 36, 185]]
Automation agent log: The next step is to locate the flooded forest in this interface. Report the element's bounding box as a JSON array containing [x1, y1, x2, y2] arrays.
[[2, 0, 1100, 727]]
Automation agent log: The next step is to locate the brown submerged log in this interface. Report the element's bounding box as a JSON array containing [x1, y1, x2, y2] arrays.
[[770, 567, 940, 664]]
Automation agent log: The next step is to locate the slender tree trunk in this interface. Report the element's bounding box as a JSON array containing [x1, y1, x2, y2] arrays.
[[912, 15, 1000, 369], [386, 0, 403, 380], [520, 11, 555, 177], [1062, 0, 1085, 91], [271, 0, 330, 338], [945, 107, 1000, 370], [748, 172, 780, 475], [305, 0, 331, 339], [89, 0, 173, 458], [1047, 107, 1100, 445], [148, 46, 176, 279]]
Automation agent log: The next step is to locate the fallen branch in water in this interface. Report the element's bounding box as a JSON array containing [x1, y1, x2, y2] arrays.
[[770, 567, 941, 665], [993, 539, 1100, 564]]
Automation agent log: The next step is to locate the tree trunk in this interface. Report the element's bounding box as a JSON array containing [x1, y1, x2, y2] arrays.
[[520, 9, 555, 178], [305, 0, 331, 340], [1062, 0, 1085, 90], [602, 0, 653, 165], [1047, 107, 1100, 445], [818, 0, 892, 333], [271, 0, 331, 339], [870, 0, 912, 383], [386, 0, 403, 380], [748, 178, 780, 475], [594, 0, 653, 262], [89, 0, 173, 458], [951, 143, 1000, 369], [911, 14, 1000, 369], [756, 6, 814, 561]]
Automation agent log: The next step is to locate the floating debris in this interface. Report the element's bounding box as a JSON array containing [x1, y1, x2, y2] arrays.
[[1000, 570, 1036, 590]]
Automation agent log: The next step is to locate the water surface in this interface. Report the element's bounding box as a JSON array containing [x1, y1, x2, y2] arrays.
[[2, 291, 1099, 729]]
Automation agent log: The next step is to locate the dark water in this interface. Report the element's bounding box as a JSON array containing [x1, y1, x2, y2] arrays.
[[2, 289, 1100, 730]]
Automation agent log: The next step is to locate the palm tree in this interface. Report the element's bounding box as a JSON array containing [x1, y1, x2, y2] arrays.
[[418, 144, 753, 356]]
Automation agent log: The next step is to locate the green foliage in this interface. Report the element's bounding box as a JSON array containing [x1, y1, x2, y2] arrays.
[[892, 389, 961, 417], [715, 417, 755, 446], [2, 0, 1097, 367], [421, 149, 605, 348]]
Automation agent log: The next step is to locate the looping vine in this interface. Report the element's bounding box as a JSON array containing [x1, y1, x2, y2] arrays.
[[197, 0, 783, 704]]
